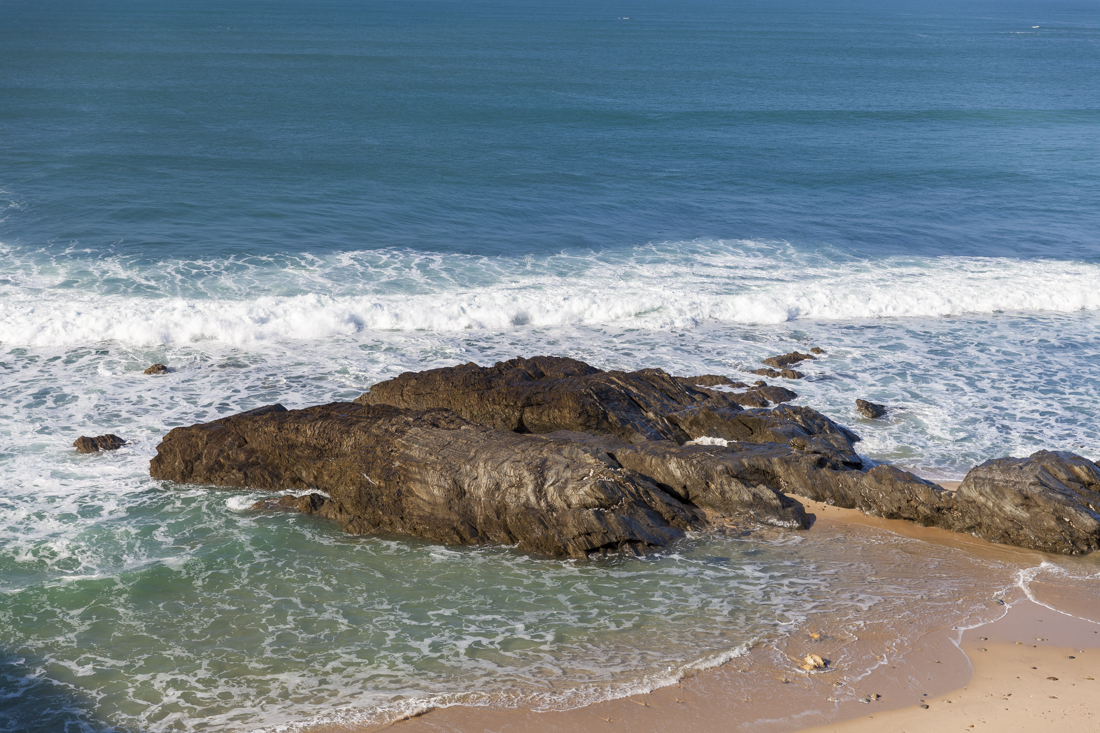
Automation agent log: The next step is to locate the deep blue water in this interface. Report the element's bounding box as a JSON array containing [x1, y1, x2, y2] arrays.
[[2, 2, 1100, 731], [2, 0, 1098, 261]]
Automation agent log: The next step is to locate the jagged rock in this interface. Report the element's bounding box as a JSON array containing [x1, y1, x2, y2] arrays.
[[763, 351, 816, 368], [750, 367, 805, 380], [810, 347, 826, 355], [856, 399, 888, 419], [151, 402, 758, 558], [953, 451, 1100, 555], [676, 375, 748, 389], [144, 363, 171, 375], [356, 356, 813, 447], [74, 434, 126, 453]]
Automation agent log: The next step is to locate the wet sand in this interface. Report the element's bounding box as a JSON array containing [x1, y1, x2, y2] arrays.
[[801, 598, 1100, 732], [320, 487, 1100, 733]]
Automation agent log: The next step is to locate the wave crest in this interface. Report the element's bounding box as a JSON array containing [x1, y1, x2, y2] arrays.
[[2, 240, 1098, 346]]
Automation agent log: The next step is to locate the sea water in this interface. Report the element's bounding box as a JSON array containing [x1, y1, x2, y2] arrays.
[[2, 0, 1099, 731]]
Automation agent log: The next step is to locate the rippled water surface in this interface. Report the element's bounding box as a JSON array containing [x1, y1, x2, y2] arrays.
[[2, 0, 1099, 730]]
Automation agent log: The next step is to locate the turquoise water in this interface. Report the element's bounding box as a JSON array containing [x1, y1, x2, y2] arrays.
[[2, 1, 1099, 730]]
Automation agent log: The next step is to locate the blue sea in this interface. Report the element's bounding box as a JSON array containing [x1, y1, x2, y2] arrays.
[[2, 1, 1099, 731]]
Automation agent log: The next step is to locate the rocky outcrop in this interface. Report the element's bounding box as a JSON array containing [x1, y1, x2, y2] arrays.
[[150, 402, 810, 557], [144, 364, 171, 375], [856, 399, 887, 419], [952, 451, 1100, 554], [763, 351, 816, 368], [74, 434, 126, 453], [356, 356, 826, 452], [148, 357, 1100, 558]]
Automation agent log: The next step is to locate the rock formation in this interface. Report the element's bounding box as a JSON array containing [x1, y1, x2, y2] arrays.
[[856, 399, 887, 419], [148, 357, 1100, 557], [144, 364, 171, 375], [74, 434, 126, 453]]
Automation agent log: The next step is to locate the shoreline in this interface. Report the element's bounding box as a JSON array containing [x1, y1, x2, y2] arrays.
[[315, 485, 1100, 733]]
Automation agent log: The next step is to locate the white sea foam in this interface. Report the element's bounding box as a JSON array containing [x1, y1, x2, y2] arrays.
[[687, 436, 729, 447], [2, 240, 1098, 346], [2, 238, 1099, 733]]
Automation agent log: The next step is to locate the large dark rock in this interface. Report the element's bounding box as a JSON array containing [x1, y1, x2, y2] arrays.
[[74, 434, 126, 453], [148, 357, 1100, 558], [144, 363, 171, 375], [356, 356, 844, 459], [953, 451, 1100, 555], [148, 396, 1100, 557], [149, 402, 809, 558]]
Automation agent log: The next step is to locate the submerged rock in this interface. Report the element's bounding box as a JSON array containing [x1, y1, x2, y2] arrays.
[[750, 367, 805, 380], [856, 399, 888, 419], [810, 347, 826, 355], [74, 434, 126, 453], [151, 402, 811, 558], [763, 351, 816, 368], [144, 363, 171, 375]]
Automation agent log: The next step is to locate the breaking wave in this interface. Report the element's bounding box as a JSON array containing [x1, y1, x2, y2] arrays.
[[2, 239, 1099, 346]]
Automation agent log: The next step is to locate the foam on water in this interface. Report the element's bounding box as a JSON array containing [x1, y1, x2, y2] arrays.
[[2, 240, 1099, 347], [2, 239, 1100, 731]]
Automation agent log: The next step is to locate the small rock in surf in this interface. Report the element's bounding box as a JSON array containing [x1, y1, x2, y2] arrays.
[[856, 399, 888, 419], [74, 434, 126, 453]]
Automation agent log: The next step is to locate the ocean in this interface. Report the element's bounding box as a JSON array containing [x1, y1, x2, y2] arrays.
[[1, 0, 1099, 730]]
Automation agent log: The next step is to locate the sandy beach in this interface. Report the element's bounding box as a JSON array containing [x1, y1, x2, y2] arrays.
[[324, 489, 1100, 733]]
